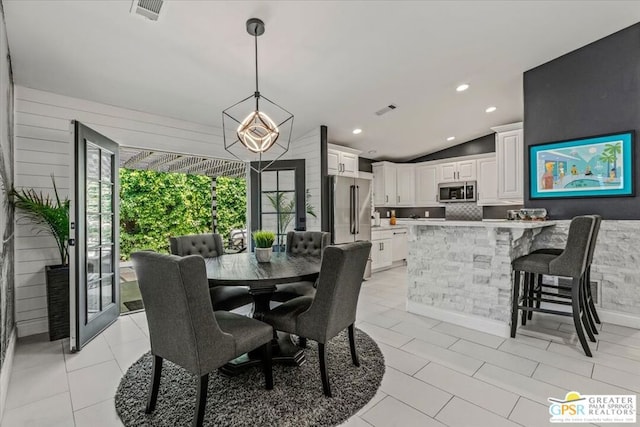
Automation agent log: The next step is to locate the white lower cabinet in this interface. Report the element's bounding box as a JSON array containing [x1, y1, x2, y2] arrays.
[[371, 229, 393, 270]]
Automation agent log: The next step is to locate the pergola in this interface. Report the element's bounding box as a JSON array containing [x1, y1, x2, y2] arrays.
[[119, 147, 247, 233]]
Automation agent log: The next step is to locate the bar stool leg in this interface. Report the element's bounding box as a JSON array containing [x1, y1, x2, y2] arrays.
[[510, 270, 521, 338], [581, 275, 598, 337], [521, 273, 529, 326], [571, 277, 592, 357], [585, 266, 601, 324], [580, 277, 597, 343]]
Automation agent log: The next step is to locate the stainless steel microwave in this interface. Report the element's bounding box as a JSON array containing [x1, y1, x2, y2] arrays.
[[437, 181, 477, 203]]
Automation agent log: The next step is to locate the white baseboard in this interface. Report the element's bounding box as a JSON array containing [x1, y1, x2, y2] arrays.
[[598, 309, 640, 329], [0, 327, 17, 421], [406, 300, 511, 338], [17, 318, 48, 338]]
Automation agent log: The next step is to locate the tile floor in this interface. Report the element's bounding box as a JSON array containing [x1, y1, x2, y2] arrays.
[[2, 266, 639, 426]]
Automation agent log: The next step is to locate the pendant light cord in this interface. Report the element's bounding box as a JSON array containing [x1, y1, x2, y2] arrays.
[[254, 33, 259, 110]]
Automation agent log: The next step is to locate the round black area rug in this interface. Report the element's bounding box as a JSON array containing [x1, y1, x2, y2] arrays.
[[115, 328, 385, 426]]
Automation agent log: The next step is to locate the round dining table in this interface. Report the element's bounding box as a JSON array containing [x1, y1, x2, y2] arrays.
[[205, 252, 321, 375]]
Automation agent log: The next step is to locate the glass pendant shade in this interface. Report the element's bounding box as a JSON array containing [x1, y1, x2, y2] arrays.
[[237, 110, 280, 153]]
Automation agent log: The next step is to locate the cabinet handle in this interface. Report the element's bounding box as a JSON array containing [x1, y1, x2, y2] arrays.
[[397, 195, 400, 203], [385, 195, 388, 202]]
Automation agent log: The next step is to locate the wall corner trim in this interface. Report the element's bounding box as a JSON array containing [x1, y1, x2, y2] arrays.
[[0, 327, 17, 420]]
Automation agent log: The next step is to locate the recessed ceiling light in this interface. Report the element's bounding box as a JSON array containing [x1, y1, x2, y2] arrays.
[[456, 84, 469, 92], [447, 136, 456, 141], [368, 150, 377, 154], [485, 106, 497, 113], [352, 128, 362, 135]]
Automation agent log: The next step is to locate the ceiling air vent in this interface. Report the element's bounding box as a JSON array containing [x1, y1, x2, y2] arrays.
[[375, 104, 397, 116], [131, 0, 163, 21]]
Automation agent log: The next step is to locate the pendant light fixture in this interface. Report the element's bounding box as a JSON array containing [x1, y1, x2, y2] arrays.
[[222, 18, 294, 173]]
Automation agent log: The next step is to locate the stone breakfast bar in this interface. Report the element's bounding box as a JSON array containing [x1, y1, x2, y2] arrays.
[[405, 220, 557, 337]]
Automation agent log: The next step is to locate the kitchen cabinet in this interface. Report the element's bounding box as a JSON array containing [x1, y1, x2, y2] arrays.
[[492, 122, 524, 203], [373, 162, 415, 206], [439, 159, 476, 182], [371, 229, 392, 270], [477, 157, 500, 205], [395, 165, 415, 206], [391, 228, 408, 262], [372, 162, 397, 206], [328, 144, 359, 177], [415, 163, 439, 206]]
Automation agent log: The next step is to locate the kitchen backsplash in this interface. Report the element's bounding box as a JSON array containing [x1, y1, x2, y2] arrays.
[[444, 203, 483, 221], [374, 206, 445, 219]]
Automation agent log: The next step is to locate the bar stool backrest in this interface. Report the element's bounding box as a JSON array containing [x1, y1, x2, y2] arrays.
[[586, 215, 602, 266], [548, 216, 595, 279]]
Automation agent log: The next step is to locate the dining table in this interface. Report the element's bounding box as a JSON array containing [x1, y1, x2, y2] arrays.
[[205, 251, 321, 375]]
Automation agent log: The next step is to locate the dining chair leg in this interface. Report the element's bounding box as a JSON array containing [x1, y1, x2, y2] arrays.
[[193, 374, 209, 427], [510, 270, 521, 338], [145, 355, 163, 414], [299, 337, 308, 348], [571, 278, 592, 357], [586, 266, 601, 324], [262, 342, 273, 390], [521, 272, 529, 326], [318, 343, 332, 397], [348, 324, 360, 367]]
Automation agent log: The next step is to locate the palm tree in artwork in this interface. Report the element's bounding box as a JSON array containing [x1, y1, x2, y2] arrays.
[[603, 142, 622, 177], [598, 151, 615, 176]]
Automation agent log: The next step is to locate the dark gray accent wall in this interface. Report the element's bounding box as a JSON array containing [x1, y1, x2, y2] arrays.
[[524, 23, 640, 220], [320, 125, 329, 232], [410, 133, 495, 163]]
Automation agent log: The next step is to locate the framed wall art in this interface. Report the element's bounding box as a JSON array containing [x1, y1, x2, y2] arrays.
[[530, 131, 634, 199]]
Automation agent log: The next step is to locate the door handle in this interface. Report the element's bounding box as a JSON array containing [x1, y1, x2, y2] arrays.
[[349, 185, 356, 234], [356, 185, 360, 234]]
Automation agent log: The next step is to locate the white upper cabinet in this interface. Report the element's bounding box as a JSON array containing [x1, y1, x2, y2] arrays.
[[328, 144, 360, 177], [492, 122, 524, 203], [415, 163, 439, 206], [373, 162, 397, 206], [477, 157, 499, 205], [395, 164, 415, 206], [438, 159, 477, 182], [373, 162, 415, 206]]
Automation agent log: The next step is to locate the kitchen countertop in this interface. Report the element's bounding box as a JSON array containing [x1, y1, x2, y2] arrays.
[[402, 219, 557, 229]]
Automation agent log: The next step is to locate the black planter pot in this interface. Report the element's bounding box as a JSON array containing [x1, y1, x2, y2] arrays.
[[45, 265, 70, 341]]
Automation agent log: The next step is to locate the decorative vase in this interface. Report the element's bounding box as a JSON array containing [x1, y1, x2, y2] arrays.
[[255, 247, 272, 263], [45, 265, 70, 341]]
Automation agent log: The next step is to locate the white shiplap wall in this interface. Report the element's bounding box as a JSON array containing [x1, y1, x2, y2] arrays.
[[284, 128, 322, 231], [13, 86, 235, 336]]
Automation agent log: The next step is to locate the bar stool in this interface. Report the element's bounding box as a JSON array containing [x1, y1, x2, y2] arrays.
[[529, 215, 602, 332], [510, 216, 596, 357]]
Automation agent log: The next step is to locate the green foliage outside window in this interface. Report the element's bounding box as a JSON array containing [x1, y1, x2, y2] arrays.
[[215, 176, 247, 245], [119, 169, 213, 259]]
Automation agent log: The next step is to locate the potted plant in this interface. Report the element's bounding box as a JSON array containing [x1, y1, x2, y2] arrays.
[[10, 176, 70, 340], [252, 230, 275, 262]]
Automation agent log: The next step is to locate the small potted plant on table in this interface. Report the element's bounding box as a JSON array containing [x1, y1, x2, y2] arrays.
[[252, 230, 275, 263]]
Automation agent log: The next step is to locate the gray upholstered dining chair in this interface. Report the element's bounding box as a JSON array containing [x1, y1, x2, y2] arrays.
[[271, 231, 331, 303], [131, 251, 274, 427], [263, 241, 372, 397], [169, 233, 253, 311]]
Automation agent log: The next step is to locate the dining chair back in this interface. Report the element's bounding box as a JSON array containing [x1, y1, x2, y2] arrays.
[[169, 233, 252, 311], [286, 231, 331, 257], [169, 233, 225, 258]]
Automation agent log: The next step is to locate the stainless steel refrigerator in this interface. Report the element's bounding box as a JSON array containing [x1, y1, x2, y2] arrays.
[[329, 175, 372, 277]]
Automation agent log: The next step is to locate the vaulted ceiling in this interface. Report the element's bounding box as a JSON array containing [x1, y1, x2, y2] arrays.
[[4, 1, 640, 161]]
